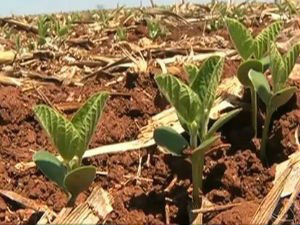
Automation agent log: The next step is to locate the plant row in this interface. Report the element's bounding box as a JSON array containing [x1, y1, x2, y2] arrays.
[[32, 18, 300, 213]]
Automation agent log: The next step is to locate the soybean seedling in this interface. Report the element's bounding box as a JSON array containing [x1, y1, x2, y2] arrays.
[[153, 56, 241, 209], [115, 27, 127, 41], [53, 17, 71, 38], [249, 42, 300, 162], [33, 92, 109, 206], [37, 16, 51, 46], [146, 19, 166, 40], [225, 17, 283, 137]]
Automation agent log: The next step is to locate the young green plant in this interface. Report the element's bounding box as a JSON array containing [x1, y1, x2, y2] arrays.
[[37, 16, 51, 46], [115, 27, 127, 41], [33, 92, 109, 206], [207, 2, 246, 32], [146, 19, 166, 40], [53, 17, 71, 38], [225, 17, 283, 137], [153, 56, 241, 209], [249, 42, 300, 162]]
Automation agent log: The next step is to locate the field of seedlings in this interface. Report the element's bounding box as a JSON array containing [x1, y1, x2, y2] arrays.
[[0, 1, 300, 224]]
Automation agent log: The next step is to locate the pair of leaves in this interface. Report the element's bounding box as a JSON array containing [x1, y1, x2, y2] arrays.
[[34, 151, 96, 199], [225, 17, 283, 61], [249, 70, 296, 112], [154, 56, 241, 155], [270, 42, 300, 92], [147, 20, 165, 40], [155, 56, 223, 134], [189, 56, 224, 133], [154, 108, 241, 156], [33, 92, 108, 204], [155, 74, 201, 126], [34, 92, 109, 161], [154, 126, 219, 156], [248, 42, 300, 110]]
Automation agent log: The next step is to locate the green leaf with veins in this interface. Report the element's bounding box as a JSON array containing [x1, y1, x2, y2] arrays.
[[184, 64, 199, 84], [284, 43, 300, 78], [155, 74, 201, 126], [225, 17, 254, 60], [71, 92, 109, 159], [225, 18, 283, 61], [270, 42, 300, 92], [34, 105, 80, 161], [190, 56, 224, 137], [270, 42, 287, 92], [253, 21, 283, 59]]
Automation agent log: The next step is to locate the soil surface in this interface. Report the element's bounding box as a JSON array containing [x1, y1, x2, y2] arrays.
[[0, 63, 298, 225]]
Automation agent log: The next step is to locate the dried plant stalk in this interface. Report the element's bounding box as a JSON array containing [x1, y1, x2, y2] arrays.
[[273, 177, 300, 224], [37, 186, 113, 224], [251, 152, 300, 224]]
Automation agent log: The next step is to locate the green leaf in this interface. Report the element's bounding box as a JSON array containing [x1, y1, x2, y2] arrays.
[[177, 114, 189, 133], [64, 165, 96, 199], [153, 126, 188, 156], [237, 59, 263, 87], [206, 108, 242, 139], [190, 56, 224, 127], [270, 87, 296, 110], [248, 69, 272, 105], [33, 150, 67, 188], [34, 105, 80, 161], [147, 20, 164, 40], [254, 21, 283, 59], [71, 92, 109, 158], [190, 55, 223, 97], [192, 135, 219, 154], [284, 43, 300, 82], [286, 0, 298, 14], [260, 56, 271, 72], [184, 64, 199, 84], [155, 74, 201, 125], [271, 42, 300, 92], [225, 17, 254, 60], [270, 42, 286, 92]]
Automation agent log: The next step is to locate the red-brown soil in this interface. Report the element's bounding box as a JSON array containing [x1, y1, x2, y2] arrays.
[[0, 63, 298, 224]]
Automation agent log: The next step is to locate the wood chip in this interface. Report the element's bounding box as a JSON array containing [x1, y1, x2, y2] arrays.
[[0, 72, 22, 86], [0, 51, 15, 64], [50, 186, 113, 224], [251, 151, 300, 224], [193, 202, 243, 213], [0, 190, 51, 212], [0, 18, 38, 33]]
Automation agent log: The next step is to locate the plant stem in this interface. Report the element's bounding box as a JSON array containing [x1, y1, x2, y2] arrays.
[[190, 127, 201, 209], [250, 87, 257, 137], [190, 127, 198, 151], [67, 193, 77, 207], [191, 150, 204, 209], [260, 107, 273, 162]]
